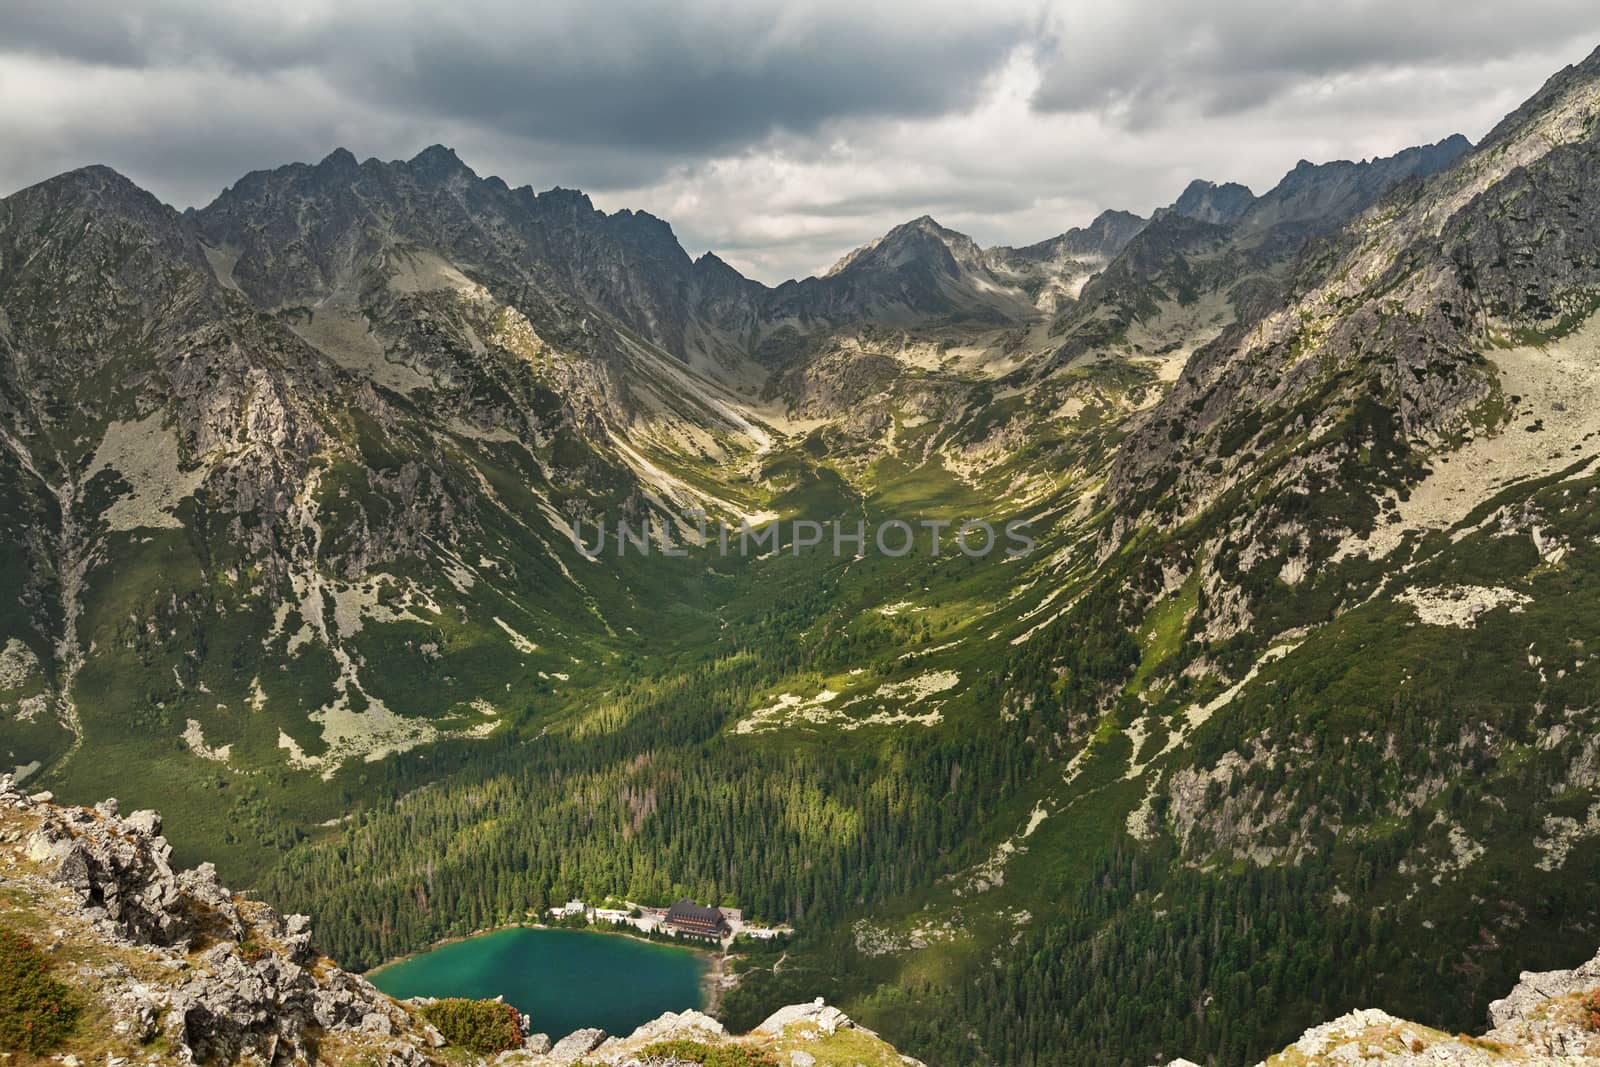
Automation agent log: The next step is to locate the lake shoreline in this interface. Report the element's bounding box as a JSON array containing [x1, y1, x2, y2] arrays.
[[363, 921, 537, 979], [364, 919, 715, 979], [366, 924, 722, 1039], [702, 949, 741, 1017]]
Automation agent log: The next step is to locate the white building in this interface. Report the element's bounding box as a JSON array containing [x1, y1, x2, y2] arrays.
[[739, 925, 785, 940]]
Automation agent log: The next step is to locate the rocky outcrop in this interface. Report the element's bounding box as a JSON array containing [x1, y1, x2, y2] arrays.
[[25, 796, 202, 947], [754, 998, 857, 1037], [1, 775, 440, 1064], [1488, 950, 1600, 1059]]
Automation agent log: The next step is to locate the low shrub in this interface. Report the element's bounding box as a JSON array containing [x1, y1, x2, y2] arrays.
[[639, 1039, 779, 1066], [1581, 988, 1600, 1032], [418, 997, 523, 1054], [0, 924, 81, 1054]]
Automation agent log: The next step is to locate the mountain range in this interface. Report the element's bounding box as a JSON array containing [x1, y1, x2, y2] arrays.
[[3, 41, 1600, 1067]]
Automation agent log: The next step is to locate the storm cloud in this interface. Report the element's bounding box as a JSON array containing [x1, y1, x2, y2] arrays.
[[3, 0, 1598, 282], [1033, 2, 1600, 122]]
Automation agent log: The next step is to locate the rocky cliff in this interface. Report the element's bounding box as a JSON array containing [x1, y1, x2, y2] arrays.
[[0, 776, 917, 1066]]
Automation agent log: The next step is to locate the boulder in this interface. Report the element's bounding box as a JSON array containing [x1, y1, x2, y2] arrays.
[[550, 1027, 608, 1063], [756, 997, 856, 1037], [622, 1007, 726, 1044]]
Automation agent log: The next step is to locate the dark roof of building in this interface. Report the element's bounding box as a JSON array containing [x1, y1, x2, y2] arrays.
[[664, 898, 726, 929]]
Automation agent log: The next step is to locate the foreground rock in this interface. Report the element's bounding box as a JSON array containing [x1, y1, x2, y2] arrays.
[[0, 776, 442, 1065], [0, 778, 919, 1066], [479, 998, 922, 1067]]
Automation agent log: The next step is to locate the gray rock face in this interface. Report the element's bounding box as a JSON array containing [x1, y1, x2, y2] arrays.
[[24, 792, 202, 947], [1105, 49, 1600, 610], [1, 775, 434, 1065], [1237, 135, 1471, 236], [1164, 179, 1257, 226], [548, 1026, 608, 1063], [1490, 945, 1600, 1029]]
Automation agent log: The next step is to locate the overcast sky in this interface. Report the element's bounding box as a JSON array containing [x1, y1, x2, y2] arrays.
[[4, 2, 1599, 283]]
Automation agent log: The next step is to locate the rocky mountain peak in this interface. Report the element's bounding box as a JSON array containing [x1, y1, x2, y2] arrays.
[[1270, 135, 1470, 191], [693, 249, 735, 272], [1479, 42, 1600, 151], [406, 143, 476, 182], [516, 184, 598, 223], [12, 163, 176, 225], [1237, 134, 1471, 234], [1145, 135, 1471, 242], [1073, 208, 1150, 255], [0, 161, 212, 337], [1164, 178, 1257, 225], [316, 146, 361, 174], [692, 249, 761, 293], [597, 207, 690, 261], [992, 209, 1149, 272], [826, 214, 985, 278], [39, 162, 139, 193]]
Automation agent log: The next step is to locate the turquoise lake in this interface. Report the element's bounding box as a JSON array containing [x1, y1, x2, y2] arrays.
[[367, 927, 708, 1040]]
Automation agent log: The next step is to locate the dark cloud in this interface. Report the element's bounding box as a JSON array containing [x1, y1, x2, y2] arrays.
[[5, 0, 1035, 156], [1033, 1, 1600, 123], [2, 2, 1599, 282], [394, 10, 1031, 153]]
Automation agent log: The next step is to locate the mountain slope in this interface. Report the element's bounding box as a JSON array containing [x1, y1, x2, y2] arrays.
[[850, 42, 1600, 1065], [0, 153, 783, 876]]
